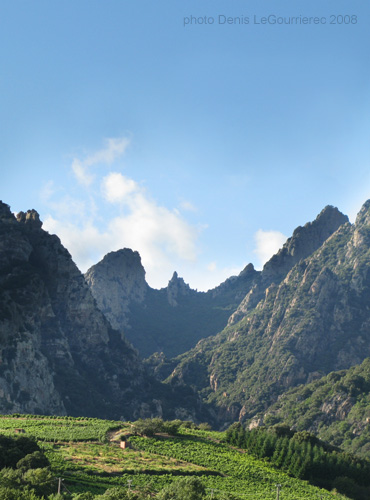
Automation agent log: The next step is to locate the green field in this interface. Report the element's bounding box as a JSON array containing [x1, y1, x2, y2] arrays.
[[0, 415, 349, 499]]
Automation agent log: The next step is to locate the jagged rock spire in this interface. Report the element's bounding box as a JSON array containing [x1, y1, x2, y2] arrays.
[[16, 209, 43, 229]]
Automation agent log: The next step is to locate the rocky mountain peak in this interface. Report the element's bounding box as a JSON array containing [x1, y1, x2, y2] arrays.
[[84, 248, 148, 332], [167, 271, 192, 306], [351, 200, 370, 248], [262, 205, 348, 281], [0, 202, 181, 420], [16, 209, 43, 229], [355, 199, 370, 228], [86, 249, 259, 357], [239, 263, 255, 276], [94, 248, 145, 277], [228, 205, 348, 325]]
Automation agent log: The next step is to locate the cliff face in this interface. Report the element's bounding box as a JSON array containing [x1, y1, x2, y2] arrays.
[[0, 201, 206, 421], [0, 204, 66, 415], [85, 251, 258, 358], [84, 249, 148, 332]]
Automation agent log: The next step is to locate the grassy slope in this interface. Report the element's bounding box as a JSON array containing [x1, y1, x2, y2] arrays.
[[0, 415, 348, 500]]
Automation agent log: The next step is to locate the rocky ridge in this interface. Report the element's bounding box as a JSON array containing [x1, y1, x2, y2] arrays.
[[228, 205, 349, 324], [85, 250, 258, 358]]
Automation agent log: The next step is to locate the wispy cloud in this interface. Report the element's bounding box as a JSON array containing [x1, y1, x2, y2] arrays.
[[71, 137, 130, 187], [102, 172, 199, 266], [253, 229, 287, 268], [180, 200, 197, 212], [207, 261, 217, 272]]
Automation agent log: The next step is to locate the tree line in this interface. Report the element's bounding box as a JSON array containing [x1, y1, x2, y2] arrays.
[[225, 423, 370, 500]]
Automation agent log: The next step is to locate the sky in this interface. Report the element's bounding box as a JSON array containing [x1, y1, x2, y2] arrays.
[[1, 0, 370, 291]]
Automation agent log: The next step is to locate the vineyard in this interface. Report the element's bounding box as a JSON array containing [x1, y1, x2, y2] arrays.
[[0, 415, 350, 499], [0, 414, 119, 442]]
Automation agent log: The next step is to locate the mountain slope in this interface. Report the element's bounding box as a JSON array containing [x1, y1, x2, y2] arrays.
[[165, 204, 370, 426], [229, 204, 349, 324]]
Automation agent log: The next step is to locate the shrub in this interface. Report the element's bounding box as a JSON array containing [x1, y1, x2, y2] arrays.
[[157, 477, 206, 500], [17, 451, 49, 471]]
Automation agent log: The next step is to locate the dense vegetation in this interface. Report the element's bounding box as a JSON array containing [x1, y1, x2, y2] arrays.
[[226, 424, 370, 499], [0, 415, 350, 500], [262, 358, 370, 458], [0, 432, 54, 499]]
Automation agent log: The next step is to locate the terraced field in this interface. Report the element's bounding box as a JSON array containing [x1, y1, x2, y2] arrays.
[[0, 415, 348, 499]]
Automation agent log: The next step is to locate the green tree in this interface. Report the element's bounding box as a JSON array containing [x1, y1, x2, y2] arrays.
[[72, 493, 95, 500], [157, 477, 206, 500], [97, 487, 130, 499], [22, 468, 55, 497], [17, 451, 49, 471], [131, 418, 164, 437]]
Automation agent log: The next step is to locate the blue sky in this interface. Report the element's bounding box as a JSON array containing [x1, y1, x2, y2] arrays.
[[1, 0, 370, 290]]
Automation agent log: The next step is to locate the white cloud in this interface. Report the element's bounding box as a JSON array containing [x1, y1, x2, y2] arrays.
[[102, 172, 138, 203], [43, 215, 111, 271], [71, 136, 130, 187], [207, 261, 217, 272], [106, 179, 199, 265], [86, 137, 130, 165], [253, 229, 287, 268]]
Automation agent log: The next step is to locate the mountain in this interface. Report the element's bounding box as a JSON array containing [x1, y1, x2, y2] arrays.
[[0, 201, 207, 422], [85, 205, 347, 360], [85, 250, 258, 358], [163, 204, 370, 427]]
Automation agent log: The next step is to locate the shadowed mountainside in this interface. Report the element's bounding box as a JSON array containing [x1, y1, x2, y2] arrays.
[[0, 201, 210, 422]]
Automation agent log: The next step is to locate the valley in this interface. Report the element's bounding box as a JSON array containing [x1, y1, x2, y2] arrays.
[[2, 198, 370, 498]]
